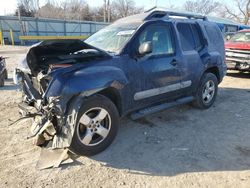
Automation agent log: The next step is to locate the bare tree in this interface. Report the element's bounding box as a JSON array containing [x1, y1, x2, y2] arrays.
[[36, 0, 93, 20], [61, 0, 90, 20], [183, 0, 221, 15], [15, 0, 40, 16], [36, 3, 64, 19], [18, 0, 40, 12], [223, 0, 250, 24], [16, 0, 144, 22], [112, 0, 143, 18]]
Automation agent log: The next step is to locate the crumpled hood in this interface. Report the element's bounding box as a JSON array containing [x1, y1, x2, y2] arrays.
[[26, 39, 110, 76], [225, 41, 250, 50]]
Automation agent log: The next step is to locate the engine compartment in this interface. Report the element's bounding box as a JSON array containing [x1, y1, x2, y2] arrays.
[[26, 39, 109, 76]]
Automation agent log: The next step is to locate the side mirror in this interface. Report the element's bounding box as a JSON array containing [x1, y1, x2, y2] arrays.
[[138, 41, 152, 56]]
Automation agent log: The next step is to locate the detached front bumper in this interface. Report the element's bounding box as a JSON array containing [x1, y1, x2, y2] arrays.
[[13, 85, 75, 168], [13, 68, 76, 148]]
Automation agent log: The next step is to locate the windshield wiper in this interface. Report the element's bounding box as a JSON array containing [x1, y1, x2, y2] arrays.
[[105, 50, 117, 54]]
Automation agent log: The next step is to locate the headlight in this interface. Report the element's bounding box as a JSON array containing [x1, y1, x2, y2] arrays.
[[17, 56, 31, 74]]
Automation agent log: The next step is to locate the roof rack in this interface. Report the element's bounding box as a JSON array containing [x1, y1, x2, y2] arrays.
[[144, 7, 207, 21]]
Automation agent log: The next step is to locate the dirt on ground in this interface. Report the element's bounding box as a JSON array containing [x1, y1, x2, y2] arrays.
[[0, 45, 250, 188]]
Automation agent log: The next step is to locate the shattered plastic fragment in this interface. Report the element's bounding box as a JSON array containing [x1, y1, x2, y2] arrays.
[[36, 148, 73, 170]]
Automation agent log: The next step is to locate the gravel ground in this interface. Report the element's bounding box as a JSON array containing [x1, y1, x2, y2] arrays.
[[0, 45, 250, 188]]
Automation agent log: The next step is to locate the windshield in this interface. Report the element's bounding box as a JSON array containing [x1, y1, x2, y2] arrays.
[[85, 22, 141, 54], [229, 32, 250, 42]]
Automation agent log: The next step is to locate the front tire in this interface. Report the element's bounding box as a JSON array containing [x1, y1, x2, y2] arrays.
[[69, 95, 119, 156], [193, 73, 218, 109]]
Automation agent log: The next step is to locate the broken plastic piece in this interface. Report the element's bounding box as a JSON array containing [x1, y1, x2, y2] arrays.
[[36, 148, 73, 170]]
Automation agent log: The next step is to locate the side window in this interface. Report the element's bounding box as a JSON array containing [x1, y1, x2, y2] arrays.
[[190, 24, 203, 50], [138, 24, 174, 55], [177, 23, 195, 51]]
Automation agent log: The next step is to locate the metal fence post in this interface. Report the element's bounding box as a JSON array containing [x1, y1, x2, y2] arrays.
[[10, 29, 14, 45], [0, 30, 3, 45], [64, 21, 66, 36], [18, 8, 25, 45]]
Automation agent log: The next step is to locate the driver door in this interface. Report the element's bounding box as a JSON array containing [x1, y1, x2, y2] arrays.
[[133, 22, 184, 107]]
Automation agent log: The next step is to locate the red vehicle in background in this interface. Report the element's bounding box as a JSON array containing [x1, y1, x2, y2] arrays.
[[225, 29, 250, 72]]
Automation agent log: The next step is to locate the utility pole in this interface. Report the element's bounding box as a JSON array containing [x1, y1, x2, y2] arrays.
[[18, 6, 25, 45], [107, 0, 110, 22], [103, 0, 106, 22]]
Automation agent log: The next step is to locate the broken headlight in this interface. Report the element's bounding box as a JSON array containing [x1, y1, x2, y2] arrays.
[[17, 56, 31, 74], [13, 69, 23, 85]]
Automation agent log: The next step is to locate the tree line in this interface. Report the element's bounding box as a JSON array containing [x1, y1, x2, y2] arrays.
[[15, 0, 250, 24]]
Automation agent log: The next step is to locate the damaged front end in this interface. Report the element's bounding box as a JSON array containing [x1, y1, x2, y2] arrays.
[[13, 40, 110, 169]]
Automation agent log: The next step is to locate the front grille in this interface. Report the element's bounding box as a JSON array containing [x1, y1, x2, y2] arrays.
[[225, 49, 250, 64]]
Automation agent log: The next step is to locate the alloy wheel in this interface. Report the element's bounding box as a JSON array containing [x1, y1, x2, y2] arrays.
[[202, 80, 215, 104], [76, 107, 111, 146]]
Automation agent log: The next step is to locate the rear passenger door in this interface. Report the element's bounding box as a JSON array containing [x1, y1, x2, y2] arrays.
[[176, 22, 205, 94]]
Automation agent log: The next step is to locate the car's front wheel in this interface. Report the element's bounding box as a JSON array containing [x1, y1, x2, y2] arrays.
[[193, 72, 218, 109], [69, 95, 119, 156]]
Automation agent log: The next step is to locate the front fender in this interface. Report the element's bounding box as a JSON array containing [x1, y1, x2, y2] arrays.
[[46, 65, 128, 114], [62, 66, 128, 96]]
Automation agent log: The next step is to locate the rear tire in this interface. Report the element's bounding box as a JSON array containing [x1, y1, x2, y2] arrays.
[[69, 95, 119, 156], [192, 73, 218, 109]]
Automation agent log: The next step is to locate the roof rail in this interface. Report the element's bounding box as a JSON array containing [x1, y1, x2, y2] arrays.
[[164, 11, 207, 20], [144, 6, 157, 13], [144, 8, 207, 21]]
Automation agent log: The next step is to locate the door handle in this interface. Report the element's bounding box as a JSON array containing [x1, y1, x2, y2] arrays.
[[170, 59, 178, 66]]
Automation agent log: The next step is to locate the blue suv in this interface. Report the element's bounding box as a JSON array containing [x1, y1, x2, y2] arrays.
[[14, 9, 227, 156]]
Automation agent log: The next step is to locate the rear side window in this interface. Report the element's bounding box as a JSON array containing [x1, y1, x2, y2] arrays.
[[177, 23, 195, 51], [177, 23, 204, 51], [190, 24, 203, 50]]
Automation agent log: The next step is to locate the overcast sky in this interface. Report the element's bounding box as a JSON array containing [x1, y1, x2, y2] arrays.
[[0, 0, 190, 15]]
